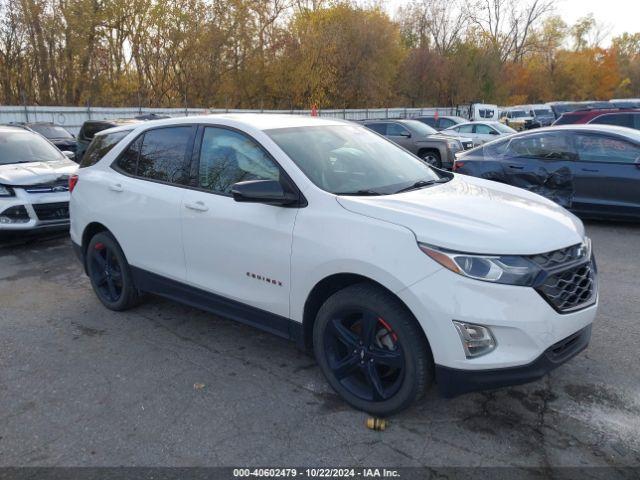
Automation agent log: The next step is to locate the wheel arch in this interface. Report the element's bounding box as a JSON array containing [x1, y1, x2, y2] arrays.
[[301, 273, 433, 359]]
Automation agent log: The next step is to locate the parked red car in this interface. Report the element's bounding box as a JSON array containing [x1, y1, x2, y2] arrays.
[[554, 108, 640, 130]]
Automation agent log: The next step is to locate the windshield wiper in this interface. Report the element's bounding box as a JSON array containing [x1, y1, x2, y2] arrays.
[[335, 189, 383, 196], [394, 178, 450, 194]]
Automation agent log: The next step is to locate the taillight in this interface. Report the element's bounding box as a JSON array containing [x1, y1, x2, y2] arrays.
[[453, 161, 464, 171], [69, 174, 79, 193]]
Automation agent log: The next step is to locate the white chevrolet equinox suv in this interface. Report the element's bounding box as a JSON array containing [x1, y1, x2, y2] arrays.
[[70, 115, 597, 415]]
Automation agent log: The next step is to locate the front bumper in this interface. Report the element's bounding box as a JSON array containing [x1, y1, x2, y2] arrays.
[[436, 324, 591, 397], [0, 189, 70, 232], [397, 264, 597, 394]]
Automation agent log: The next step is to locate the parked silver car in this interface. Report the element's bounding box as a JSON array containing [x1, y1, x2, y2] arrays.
[[443, 121, 516, 145]]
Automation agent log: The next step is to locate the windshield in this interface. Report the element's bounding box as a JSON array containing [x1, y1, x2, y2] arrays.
[[493, 123, 517, 133], [30, 125, 74, 139], [510, 111, 528, 118], [0, 130, 64, 165], [534, 109, 554, 117], [404, 120, 437, 136], [266, 125, 443, 195]]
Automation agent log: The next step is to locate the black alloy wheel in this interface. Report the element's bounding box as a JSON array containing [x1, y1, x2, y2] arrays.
[[86, 232, 140, 311]]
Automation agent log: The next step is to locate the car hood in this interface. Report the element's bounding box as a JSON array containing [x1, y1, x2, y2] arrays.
[[336, 175, 584, 255], [0, 159, 78, 185]]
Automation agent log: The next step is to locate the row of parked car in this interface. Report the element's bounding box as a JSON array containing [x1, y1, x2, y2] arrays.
[[1, 105, 639, 241]]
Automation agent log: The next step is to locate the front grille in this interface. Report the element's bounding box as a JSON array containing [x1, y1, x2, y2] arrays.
[[32, 202, 69, 221], [536, 261, 596, 312], [23, 177, 69, 194], [529, 243, 587, 269]]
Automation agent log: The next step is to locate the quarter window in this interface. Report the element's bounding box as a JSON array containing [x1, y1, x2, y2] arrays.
[[574, 134, 640, 164], [81, 130, 131, 168], [136, 127, 195, 184], [198, 127, 280, 194]]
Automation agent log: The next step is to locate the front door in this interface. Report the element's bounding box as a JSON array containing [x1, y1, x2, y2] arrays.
[[572, 132, 640, 218], [181, 126, 299, 320]]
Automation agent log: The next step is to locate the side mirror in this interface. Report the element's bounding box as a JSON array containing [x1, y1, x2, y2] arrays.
[[61, 151, 76, 160], [231, 180, 300, 207], [399, 132, 411, 138], [490, 130, 499, 135]]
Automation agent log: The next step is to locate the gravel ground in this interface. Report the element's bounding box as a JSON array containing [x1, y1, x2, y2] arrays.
[[0, 222, 639, 468]]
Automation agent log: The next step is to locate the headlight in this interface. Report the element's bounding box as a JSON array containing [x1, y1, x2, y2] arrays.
[[418, 243, 541, 286], [0, 185, 14, 197], [447, 140, 462, 150]]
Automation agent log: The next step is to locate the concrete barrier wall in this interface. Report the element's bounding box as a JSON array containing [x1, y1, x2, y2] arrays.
[[0, 105, 466, 134]]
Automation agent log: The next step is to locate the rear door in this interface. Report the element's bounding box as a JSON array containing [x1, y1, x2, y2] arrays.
[[571, 132, 640, 218], [106, 125, 196, 280], [500, 131, 577, 208]]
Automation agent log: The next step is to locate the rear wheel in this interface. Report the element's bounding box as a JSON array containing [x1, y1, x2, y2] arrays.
[[313, 283, 433, 415], [86, 232, 140, 311], [420, 150, 442, 168]]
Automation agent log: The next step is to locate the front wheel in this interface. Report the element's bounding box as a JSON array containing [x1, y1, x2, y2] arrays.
[[420, 150, 442, 168], [313, 283, 433, 415]]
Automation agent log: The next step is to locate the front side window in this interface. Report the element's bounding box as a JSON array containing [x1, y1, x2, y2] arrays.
[[474, 124, 493, 134], [81, 130, 131, 168], [387, 123, 410, 136], [136, 127, 195, 184], [574, 134, 640, 164], [507, 133, 576, 160], [266, 124, 442, 195], [198, 127, 280, 194], [0, 130, 64, 165]]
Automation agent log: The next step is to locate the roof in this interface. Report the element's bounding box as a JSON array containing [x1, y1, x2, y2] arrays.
[[0, 125, 35, 134], [94, 114, 350, 137], [513, 124, 640, 140]]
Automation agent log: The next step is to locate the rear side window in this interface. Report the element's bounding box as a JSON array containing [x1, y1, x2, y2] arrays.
[[116, 136, 143, 175], [483, 138, 510, 158], [574, 134, 640, 164], [591, 113, 634, 128], [419, 118, 436, 127], [366, 123, 387, 135], [136, 127, 195, 184], [458, 124, 474, 134], [439, 118, 455, 129], [80, 130, 130, 168]]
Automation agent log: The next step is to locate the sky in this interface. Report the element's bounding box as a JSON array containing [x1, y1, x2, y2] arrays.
[[384, 0, 640, 44]]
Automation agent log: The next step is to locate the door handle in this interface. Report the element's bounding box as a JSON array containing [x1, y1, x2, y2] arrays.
[[508, 165, 524, 170], [109, 183, 124, 192], [184, 201, 209, 212]]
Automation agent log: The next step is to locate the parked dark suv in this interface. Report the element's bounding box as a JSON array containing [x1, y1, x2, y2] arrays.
[[453, 125, 640, 220], [554, 108, 640, 131], [362, 119, 469, 169], [76, 119, 140, 161]]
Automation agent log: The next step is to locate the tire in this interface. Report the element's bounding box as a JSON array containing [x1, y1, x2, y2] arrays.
[[85, 231, 141, 311], [420, 150, 442, 168], [313, 283, 433, 416]]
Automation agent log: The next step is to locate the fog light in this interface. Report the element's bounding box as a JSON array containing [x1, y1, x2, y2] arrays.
[[453, 321, 496, 358]]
